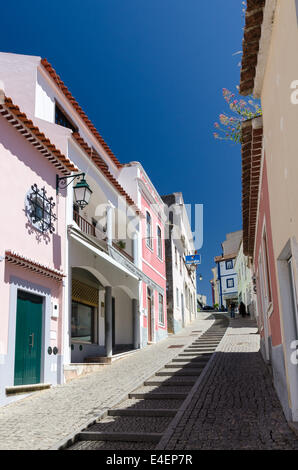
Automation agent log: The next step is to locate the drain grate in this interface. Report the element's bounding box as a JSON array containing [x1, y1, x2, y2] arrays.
[[168, 345, 184, 349]]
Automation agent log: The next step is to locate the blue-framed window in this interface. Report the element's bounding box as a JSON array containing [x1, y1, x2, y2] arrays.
[[225, 260, 233, 270], [226, 278, 234, 288]]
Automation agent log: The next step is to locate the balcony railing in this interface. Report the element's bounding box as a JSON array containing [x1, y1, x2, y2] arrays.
[[73, 211, 134, 263], [73, 211, 96, 237], [112, 241, 134, 263]]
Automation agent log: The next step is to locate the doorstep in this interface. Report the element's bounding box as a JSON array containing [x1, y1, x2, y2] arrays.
[[6, 383, 51, 396], [86, 348, 139, 365]]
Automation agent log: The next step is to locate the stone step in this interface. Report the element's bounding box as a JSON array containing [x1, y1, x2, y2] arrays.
[[172, 357, 211, 363], [129, 392, 188, 400], [113, 398, 183, 410], [156, 370, 202, 376], [192, 339, 220, 343], [108, 409, 177, 417], [78, 431, 162, 443], [178, 352, 214, 356], [164, 363, 204, 369], [144, 379, 196, 386]]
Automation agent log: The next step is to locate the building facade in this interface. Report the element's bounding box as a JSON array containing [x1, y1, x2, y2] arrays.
[[235, 240, 255, 316], [240, 0, 298, 421], [119, 162, 168, 345], [214, 231, 242, 309], [0, 51, 166, 389], [161, 193, 197, 334], [210, 267, 220, 307], [0, 91, 77, 406]]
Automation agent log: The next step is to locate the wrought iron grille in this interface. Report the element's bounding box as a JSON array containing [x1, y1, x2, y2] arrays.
[[27, 184, 56, 233]]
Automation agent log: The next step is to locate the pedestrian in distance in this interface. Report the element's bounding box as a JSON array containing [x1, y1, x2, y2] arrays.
[[230, 302, 236, 319], [239, 301, 246, 318]]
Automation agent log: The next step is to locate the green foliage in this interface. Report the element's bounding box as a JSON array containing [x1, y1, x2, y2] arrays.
[[213, 88, 262, 144]]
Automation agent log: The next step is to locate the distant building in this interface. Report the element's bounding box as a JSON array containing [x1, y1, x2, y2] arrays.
[[210, 267, 220, 307], [197, 294, 207, 309], [214, 231, 242, 309], [235, 240, 256, 317], [161, 192, 197, 333]]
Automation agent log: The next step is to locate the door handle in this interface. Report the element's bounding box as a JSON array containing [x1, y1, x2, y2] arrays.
[[29, 333, 34, 348]]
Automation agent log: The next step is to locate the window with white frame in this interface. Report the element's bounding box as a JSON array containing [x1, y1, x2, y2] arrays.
[[176, 288, 179, 308], [158, 294, 164, 325], [262, 231, 272, 305], [226, 260, 233, 270], [146, 211, 152, 249], [157, 225, 162, 259]]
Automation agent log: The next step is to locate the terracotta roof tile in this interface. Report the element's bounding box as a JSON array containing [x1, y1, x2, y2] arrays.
[[239, 1, 265, 95], [41, 58, 123, 169], [5, 250, 65, 282], [72, 132, 141, 216], [0, 97, 78, 175], [241, 118, 263, 257]]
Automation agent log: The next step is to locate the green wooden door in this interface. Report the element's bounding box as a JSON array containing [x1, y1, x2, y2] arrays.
[[14, 291, 43, 386]]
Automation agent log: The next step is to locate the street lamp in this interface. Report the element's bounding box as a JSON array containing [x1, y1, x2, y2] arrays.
[[199, 274, 203, 281], [56, 173, 92, 209]]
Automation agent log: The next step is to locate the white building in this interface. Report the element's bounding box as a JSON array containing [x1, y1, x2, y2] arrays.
[[197, 294, 207, 308], [161, 193, 197, 333], [235, 240, 256, 317], [0, 52, 151, 382], [214, 231, 242, 309]]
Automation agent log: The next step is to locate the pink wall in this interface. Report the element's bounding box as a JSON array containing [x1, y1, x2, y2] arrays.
[[0, 114, 67, 352], [140, 174, 167, 333], [254, 156, 282, 347]]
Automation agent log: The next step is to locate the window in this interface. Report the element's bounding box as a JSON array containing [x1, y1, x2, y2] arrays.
[[146, 211, 152, 249], [71, 301, 96, 343], [159, 294, 164, 324], [157, 226, 162, 259], [26, 184, 56, 233], [176, 288, 179, 308], [55, 103, 77, 132], [175, 247, 178, 267], [226, 278, 234, 288], [226, 260, 233, 270], [262, 232, 272, 304]]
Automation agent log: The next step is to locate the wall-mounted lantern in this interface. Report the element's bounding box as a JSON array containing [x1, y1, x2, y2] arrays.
[[56, 173, 92, 209]]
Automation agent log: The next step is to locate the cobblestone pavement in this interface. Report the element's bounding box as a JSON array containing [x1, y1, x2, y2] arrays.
[[0, 315, 214, 450], [158, 314, 298, 450]]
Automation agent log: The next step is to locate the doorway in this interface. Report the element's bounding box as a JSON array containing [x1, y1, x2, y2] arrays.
[[14, 290, 43, 386]]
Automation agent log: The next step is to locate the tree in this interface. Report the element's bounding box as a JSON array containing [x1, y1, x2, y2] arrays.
[[213, 88, 262, 144]]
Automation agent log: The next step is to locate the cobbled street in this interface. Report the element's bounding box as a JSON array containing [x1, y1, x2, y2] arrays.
[[157, 315, 298, 451], [1, 313, 298, 451], [0, 315, 213, 450]]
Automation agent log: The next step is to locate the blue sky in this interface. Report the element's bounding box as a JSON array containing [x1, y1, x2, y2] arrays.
[[1, 0, 244, 303]]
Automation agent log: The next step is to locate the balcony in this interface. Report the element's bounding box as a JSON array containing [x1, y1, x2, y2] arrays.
[[73, 210, 97, 238], [73, 210, 134, 263]]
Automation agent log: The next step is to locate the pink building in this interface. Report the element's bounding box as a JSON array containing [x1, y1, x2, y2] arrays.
[[0, 93, 77, 405], [119, 162, 168, 345], [0, 52, 168, 394]]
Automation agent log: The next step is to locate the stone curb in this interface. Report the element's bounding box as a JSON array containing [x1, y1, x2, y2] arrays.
[[50, 319, 214, 450], [155, 315, 229, 450]]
